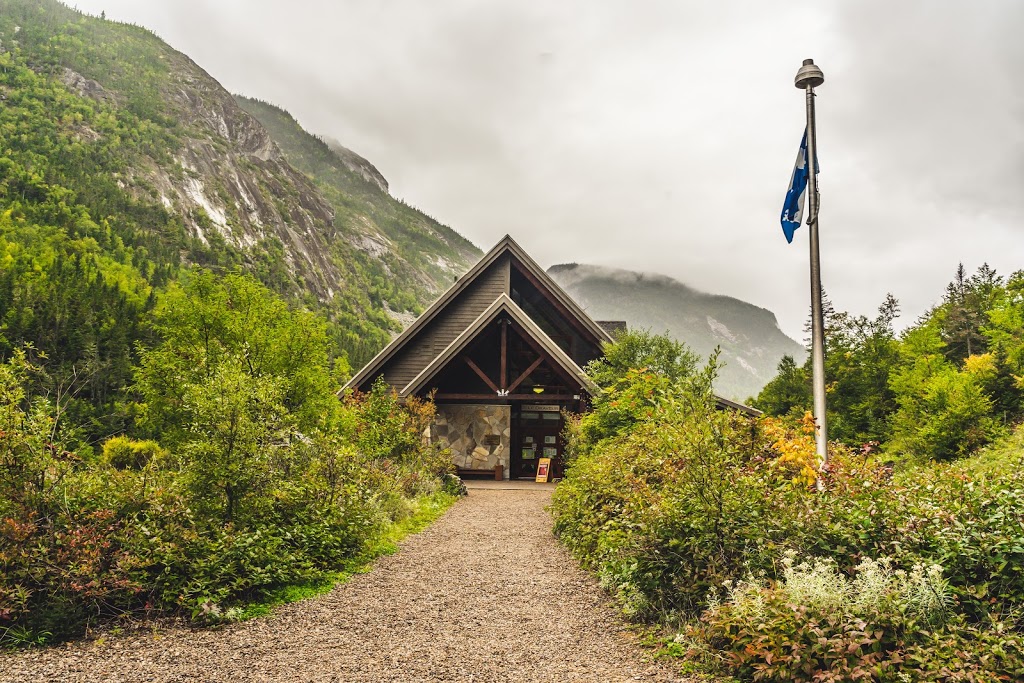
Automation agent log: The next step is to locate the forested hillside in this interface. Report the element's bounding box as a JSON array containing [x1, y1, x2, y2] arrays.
[[0, 0, 479, 441]]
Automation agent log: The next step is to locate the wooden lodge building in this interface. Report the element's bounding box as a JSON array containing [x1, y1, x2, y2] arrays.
[[346, 235, 758, 480], [345, 235, 616, 480]]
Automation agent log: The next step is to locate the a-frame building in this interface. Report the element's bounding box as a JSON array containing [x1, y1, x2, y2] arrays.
[[346, 235, 614, 480]]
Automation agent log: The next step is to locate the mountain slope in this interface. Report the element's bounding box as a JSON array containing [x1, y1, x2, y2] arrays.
[[0, 0, 479, 366], [0, 0, 483, 440], [234, 96, 478, 311], [548, 264, 805, 400]]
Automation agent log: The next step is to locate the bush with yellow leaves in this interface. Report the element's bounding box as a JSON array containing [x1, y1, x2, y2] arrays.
[[759, 411, 820, 487]]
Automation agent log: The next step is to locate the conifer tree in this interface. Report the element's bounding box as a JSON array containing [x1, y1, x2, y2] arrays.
[[941, 263, 989, 362]]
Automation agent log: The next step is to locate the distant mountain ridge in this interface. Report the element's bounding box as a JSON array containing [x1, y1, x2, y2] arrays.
[[548, 263, 805, 400]]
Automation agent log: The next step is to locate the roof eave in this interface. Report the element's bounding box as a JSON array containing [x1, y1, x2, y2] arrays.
[[344, 234, 613, 392], [500, 235, 614, 345], [714, 395, 763, 417], [342, 237, 514, 391], [401, 293, 599, 398]]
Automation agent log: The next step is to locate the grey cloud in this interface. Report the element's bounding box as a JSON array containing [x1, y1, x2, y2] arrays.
[[76, 0, 1023, 339]]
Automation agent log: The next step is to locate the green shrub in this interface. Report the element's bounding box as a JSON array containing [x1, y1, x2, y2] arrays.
[[796, 448, 1024, 621], [553, 354, 774, 617], [691, 552, 1022, 683], [552, 330, 1024, 681], [101, 436, 167, 470], [889, 352, 1001, 460], [2, 321, 452, 645]]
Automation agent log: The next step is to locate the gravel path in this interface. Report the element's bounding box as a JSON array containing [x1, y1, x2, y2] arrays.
[[1, 488, 687, 682]]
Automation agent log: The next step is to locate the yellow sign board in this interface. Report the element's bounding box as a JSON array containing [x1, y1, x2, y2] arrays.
[[535, 457, 552, 483]]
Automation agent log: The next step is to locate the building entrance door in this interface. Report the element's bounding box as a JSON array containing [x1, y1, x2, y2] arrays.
[[511, 406, 563, 479]]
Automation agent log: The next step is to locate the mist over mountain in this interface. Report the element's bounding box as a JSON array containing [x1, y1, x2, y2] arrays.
[[548, 263, 805, 400]]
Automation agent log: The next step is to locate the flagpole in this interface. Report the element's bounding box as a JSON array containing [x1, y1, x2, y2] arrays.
[[795, 58, 829, 469]]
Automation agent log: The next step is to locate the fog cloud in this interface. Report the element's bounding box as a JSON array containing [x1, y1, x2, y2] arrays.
[[74, 0, 1024, 338]]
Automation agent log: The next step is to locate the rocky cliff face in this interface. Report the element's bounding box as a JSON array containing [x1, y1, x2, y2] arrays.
[[161, 71, 345, 298], [233, 95, 480, 305], [49, 13, 477, 315], [549, 263, 805, 400], [325, 139, 389, 195], [60, 49, 346, 301]]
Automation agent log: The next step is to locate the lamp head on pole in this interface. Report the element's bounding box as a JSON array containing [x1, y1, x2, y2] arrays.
[[794, 58, 824, 89]]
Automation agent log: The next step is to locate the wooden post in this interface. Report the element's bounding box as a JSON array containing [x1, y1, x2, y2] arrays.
[[500, 320, 508, 392]]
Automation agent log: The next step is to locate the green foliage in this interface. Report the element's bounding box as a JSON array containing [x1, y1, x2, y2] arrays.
[[100, 436, 165, 471], [754, 294, 901, 446], [751, 354, 806, 418], [552, 330, 1024, 681], [755, 266, 1024, 461], [574, 329, 701, 451], [587, 328, 699, 387], [0, 349, 64, 518], [555, 334, 768, 617], [940, 262, 1000, 363], [177, 360, 287, 525], [0, 273, 453, 646], [136, 270, 344, 442], [888, 339, 1000, 459]]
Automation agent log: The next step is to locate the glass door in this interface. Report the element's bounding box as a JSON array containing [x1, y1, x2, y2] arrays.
[[511, 408, 562, 479]]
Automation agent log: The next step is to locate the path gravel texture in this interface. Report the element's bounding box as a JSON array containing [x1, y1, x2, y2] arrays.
[[1, 486, 688, 682]]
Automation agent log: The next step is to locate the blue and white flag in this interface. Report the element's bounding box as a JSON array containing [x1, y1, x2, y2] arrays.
[[780, 129, 811, 243]]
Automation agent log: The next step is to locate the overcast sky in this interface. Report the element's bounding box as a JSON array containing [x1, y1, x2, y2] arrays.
[[73, 0, 1023, 340]]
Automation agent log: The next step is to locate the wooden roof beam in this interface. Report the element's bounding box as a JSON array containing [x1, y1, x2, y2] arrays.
[[463, 357, 500, 394], [506, 356, 545, 394], [512, 260, 598, 346]]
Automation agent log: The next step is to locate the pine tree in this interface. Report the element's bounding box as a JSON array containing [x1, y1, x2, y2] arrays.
[[942, 263, 991, 362]]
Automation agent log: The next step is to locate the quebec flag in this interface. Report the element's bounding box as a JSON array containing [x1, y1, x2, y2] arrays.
[[780, 129, 811, 243]]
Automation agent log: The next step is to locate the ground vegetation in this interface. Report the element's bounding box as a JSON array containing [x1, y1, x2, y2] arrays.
[[553, 328, 1024, 681]]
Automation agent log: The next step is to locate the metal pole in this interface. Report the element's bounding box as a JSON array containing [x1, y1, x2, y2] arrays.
[[795, 59, 828, 468]]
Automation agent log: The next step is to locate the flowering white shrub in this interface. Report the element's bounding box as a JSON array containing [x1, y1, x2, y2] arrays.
[[709, 551, 951, 625]]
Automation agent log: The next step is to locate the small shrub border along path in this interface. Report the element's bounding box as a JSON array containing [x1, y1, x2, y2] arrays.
[[231, 490, 459, 622], [0, 486, 689, 683]]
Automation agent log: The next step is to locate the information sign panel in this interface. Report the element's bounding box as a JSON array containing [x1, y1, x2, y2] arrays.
[[535, 457, 551, 483]]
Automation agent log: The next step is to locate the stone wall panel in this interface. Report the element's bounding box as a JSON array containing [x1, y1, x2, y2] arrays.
[[431, 404, 511, 479]]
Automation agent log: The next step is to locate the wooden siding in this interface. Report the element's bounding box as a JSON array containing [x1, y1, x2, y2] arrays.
[[509, 264, 604, 369], [368, 254, 511, 390]]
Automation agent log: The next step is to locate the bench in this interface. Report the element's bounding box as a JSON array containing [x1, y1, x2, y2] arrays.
[[456, 465, 503, 481]]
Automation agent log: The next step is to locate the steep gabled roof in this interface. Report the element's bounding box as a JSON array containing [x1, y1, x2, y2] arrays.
[[401, 293, 600, 397], [344, 234, 612, 391], [342, 235, 762, 418]]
